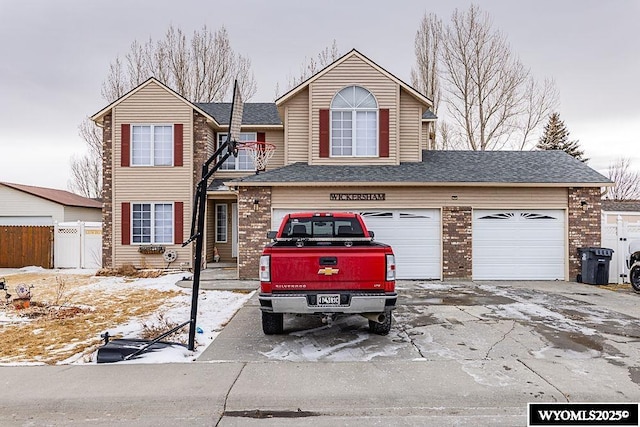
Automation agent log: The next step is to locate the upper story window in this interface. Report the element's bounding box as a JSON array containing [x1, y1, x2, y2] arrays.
[[331, 86, 378, 157], [217, 132, 256, 171], [131, 125, 173, 166]]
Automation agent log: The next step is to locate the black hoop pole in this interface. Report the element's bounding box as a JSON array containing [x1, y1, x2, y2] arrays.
[[184, 80, 241, 351]]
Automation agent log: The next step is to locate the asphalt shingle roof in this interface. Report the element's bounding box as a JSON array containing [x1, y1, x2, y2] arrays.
[[422, 110, 437, 120], [1, 182, 102, 208], [195, 103, 281, 126], [231, 150, 612, 185], [602, 200, 640, 212]]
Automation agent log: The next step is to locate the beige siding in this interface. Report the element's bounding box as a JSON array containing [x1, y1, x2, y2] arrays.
[[206, 126, 215, 158], [272, 186, 569, 210], [284, 88, 310, 164], [0, 185, 64, 222], [112, 81, 194, 268], [422, 122, 429, 150], [310, 56, 399, 166], [399, 90, 422, 162]]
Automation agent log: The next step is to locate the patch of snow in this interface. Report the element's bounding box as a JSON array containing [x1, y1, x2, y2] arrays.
[[460, 360, 517, 387]]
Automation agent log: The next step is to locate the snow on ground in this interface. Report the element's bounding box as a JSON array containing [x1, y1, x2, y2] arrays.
[[80, 273, 254, 364], [0, 268, 253, 365]]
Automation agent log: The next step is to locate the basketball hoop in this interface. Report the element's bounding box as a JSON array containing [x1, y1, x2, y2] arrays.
[[239, 141, 276, 174]]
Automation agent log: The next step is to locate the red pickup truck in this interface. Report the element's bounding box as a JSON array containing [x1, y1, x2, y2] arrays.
[[258, 212, 397, 335]]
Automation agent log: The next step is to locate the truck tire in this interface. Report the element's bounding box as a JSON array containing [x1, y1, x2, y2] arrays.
[[369, 313, 392, 335], [631, 264, 640, 293], [262, 311, 284, 335]]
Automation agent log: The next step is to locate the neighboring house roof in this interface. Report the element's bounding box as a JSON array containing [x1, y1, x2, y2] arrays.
[[1, 182, 102, 208], [195, 103, 282, 126], [90, 77, 221, 126], [228, 151, 612, 187], [602, 200, 640, 212], [422, 110, 437, 120], [276, 49, 433, 107]]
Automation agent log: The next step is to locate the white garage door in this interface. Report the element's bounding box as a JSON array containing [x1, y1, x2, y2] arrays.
[[472, 210, 565, 280], [271, 209, 441, 280]]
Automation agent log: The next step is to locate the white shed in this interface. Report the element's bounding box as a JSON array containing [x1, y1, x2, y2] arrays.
[[0, 182, 102, 225]]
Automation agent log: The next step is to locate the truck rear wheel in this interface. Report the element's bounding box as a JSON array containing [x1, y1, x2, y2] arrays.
[[262, 311, 284, 335], [631, 264, 640, 293], [368, 313, 392, 335]]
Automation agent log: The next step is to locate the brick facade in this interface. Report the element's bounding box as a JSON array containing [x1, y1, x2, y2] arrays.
[[101, 113, 113, 268], [442, 206, 472, 280], [568, 187, 602, 281], [193, 111, 208, 190], [237, 186, 272, 279], [191, 111, 210, 268]]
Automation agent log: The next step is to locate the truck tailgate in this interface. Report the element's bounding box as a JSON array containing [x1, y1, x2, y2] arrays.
[[269, 246, 387, 290]]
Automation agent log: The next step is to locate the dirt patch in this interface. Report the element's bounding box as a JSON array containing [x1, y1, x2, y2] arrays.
[[0, 271, 179, 365]]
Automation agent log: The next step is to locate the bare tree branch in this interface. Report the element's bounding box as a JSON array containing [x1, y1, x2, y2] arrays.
[[277, 40, 340, 97], [429, 4, 557, 151], [411, 12, 442, 114], [68, 118, 102, 198], [606, 158, 640, 201]]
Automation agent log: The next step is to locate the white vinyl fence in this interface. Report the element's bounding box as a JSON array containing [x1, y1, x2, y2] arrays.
[[602, 216, 640, 284], [54, 222, 102, 269]]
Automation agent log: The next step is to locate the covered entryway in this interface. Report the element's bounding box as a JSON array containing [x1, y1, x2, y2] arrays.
[[472, 210, 565, 280], [271, 209, 441, 280]]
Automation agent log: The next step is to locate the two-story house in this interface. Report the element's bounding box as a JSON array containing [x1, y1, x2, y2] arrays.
[[91, 49, 611, 281]]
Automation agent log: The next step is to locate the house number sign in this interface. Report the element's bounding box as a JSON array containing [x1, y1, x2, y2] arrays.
[[329, 193, 386, 201]]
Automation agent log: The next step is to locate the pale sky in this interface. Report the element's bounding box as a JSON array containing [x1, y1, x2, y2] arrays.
[[1, 0, 638, 191]]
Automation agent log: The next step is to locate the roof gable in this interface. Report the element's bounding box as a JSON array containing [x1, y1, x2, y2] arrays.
[[276, 49, 433, 107], [90, 78, 219, 125], [0, 182, 102, 209]]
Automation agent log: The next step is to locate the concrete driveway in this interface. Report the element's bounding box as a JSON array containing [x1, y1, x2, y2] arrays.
[[201, 280, 640, 401], [3, 279, 639, 426]]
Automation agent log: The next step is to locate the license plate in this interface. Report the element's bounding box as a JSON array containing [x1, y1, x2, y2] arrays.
[[317, 294, 340, 306]]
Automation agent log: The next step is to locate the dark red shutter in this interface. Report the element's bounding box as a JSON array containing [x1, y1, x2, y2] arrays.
[[174, 124, 183, 167], [121, 124, 130, 167], [379, 109, 389, 158], [174, 202, 184, 244], [257, 132, 265, 142], [319, 109, 330, 158], [121, 202, 130, 245]]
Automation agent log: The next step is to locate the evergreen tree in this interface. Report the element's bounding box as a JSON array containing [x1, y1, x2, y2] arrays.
[[537, 112, 587, 162]]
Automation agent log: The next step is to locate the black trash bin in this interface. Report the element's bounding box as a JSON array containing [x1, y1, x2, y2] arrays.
[[577, 247, 614, 285]]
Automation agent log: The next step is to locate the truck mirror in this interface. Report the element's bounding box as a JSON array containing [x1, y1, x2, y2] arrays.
[[368, 231, 375, 238], [267, 231, 277, 240]]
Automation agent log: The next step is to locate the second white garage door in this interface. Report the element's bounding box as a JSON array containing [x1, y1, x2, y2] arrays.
[[472, 210, 565, 280], [271, 209, 441, 280]]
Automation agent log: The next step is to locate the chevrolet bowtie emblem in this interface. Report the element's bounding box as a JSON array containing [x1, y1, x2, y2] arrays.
[[318, 267, 339, 276]]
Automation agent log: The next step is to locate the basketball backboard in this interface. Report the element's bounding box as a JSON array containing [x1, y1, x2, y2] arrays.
[[227, 79, 244, 156]]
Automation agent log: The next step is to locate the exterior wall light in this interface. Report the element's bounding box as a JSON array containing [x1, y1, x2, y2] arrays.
[[253, 199, 260, 212], [580, 200, 588, 211]]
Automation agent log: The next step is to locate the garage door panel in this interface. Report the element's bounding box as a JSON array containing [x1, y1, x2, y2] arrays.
[[361, 210, 441, 280], [272, 209, 441, 280], [473, 210, 565, 280]]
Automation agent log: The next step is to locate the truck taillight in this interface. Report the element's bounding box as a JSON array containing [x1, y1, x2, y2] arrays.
[[386, 254, 396, 281], [259, 255, 271, 282]]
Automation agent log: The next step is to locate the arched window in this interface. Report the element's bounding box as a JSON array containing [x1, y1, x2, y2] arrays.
[[330, 86, 378, 156]]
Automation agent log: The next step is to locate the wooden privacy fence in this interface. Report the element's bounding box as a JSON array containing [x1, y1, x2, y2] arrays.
[[0, 226, 53, 268]]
